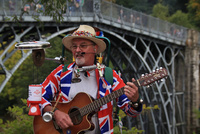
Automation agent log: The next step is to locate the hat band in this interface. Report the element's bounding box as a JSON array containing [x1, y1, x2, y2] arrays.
[[71, 31, 95, 37]]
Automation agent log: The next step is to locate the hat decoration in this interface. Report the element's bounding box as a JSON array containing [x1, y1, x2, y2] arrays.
[[72, 31, 94, 37], [96, 31, 104, 37]]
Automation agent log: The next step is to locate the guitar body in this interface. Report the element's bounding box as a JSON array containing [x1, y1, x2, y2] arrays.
[[33, 93, 95, 134]]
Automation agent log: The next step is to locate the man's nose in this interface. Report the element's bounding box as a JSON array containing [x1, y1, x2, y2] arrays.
[[75, 46, 82, 51]]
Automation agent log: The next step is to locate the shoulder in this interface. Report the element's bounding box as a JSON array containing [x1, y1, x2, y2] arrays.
[[47, 64, 64, 76], [62, 62, 75, 72]]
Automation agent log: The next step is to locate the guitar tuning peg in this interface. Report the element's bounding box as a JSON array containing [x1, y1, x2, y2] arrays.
[[160, 78, 164, 82], [146, 85, 150, 88], [141, 74, 144, 77], [152, 70, 155, 72], [159, 67, 163, 69]]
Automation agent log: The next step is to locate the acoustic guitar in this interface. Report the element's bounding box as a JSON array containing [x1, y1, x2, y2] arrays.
[[33, 68, 168, 134]]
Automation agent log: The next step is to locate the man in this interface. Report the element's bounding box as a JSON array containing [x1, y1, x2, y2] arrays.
[[40, 25, 142, 134]]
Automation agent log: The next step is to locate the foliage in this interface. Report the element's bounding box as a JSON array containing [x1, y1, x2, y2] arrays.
[[23, 0, 67, 22], [192, 109, 200, 134], [113, 104, 160, 134], [141, 104, 159, 111], [115, 0, 188, 15], [0, 35, 72, 118], [187, 0, 200, 30], [113, 109, 144, 134], [0, 99, 33, 134], [113, 125, 144, 134], [168, 10, 193, 28], [160, 0, 188, 14], [152, 3, 169, 20], [116, 0, 154, 14], [106, 0, 116, 3], [152, 3, 195, 29]]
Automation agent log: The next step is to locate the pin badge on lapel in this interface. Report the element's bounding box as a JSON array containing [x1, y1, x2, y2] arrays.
[[71, 69, 81, 83]]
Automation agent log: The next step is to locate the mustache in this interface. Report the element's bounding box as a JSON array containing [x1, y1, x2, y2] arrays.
[[81, 52, 96, 55]]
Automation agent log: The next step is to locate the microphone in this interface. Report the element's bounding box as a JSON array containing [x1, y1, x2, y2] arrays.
[[76, 65, 97, 71], [81, 52, 96, 55]]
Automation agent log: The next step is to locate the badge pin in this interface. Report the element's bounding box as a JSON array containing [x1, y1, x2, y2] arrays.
[[71, 70, 81, 83]]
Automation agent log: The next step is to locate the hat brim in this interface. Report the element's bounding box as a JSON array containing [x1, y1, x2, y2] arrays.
[[62, 36, 106, 54]]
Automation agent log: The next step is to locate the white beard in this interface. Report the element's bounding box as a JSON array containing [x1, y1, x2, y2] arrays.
[[75, 57, 85, 66]]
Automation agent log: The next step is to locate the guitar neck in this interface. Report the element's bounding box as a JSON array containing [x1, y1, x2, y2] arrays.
[[80, 81, 139, 116], [78, 67, 168, 116]]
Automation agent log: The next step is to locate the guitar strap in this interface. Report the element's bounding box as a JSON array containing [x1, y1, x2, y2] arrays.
[[104, 67, 113, 86], [62, 64, 68, 72]]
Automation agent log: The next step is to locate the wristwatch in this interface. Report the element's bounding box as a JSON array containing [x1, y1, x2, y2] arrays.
[[129, 97, 143, 109], [42, 108, 59, 122], [53, 108, 59, 113]]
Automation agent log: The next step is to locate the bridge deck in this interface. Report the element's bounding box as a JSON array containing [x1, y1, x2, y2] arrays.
[[0, 0, 199, 46]]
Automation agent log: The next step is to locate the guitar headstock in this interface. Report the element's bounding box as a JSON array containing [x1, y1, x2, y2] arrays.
[[138, 67, 168, 87]]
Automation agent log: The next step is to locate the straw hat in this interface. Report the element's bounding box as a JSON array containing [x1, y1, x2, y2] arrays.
[[62, 25, 106, 54]]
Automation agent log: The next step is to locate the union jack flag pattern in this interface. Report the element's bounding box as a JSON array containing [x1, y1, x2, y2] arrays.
[[40, 62, 142, 134]]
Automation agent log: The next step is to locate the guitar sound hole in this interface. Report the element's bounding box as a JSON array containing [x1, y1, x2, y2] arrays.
[[69, 107, 82, 125]]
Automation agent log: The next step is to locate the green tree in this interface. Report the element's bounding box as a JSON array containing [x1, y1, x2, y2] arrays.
[[152, 3, 169, 20], [168, 10, 193, 28], [0, 99, 33, 134], [187, 0, 200, 30], [174, 0, 188, 13], [161, 0, 188, 14], [24, 0, 67, 22]]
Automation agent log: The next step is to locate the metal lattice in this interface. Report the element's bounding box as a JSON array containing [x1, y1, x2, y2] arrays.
[[101, 28, 185, 134]]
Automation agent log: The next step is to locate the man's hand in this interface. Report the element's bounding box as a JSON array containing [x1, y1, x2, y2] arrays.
[[53, 110, 73, 129], [124, 78, 139, 102], [43, 105, 73, 129]]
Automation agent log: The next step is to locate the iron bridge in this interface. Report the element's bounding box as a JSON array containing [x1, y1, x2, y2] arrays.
[[0, 0, 194, 134]]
